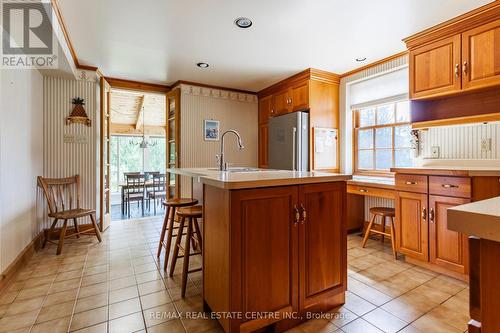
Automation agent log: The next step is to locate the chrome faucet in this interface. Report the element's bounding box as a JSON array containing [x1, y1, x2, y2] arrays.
[[217, 130, 245, 171]]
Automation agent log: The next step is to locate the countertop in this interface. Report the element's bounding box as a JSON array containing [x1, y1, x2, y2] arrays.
[[168, 168, 352, 190], [391, 166, 500, 177], [448, 197, 500, 242]]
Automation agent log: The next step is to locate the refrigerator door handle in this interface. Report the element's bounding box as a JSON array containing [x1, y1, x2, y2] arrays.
[[292, 127, 297, 171]]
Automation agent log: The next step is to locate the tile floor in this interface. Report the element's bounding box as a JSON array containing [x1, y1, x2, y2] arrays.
[[0, 216, 469, 333]]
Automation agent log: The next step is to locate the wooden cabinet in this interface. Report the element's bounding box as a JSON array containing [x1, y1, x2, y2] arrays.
[[462, 19, 500, 91], [395, 191, 429, 261], [257, 69, 340, 171], [258, 123, 269, 168], [429, 195, 470, 274], [472, 176, 500, 201], [204, 181, 346, 332], [410, 35, 462, 99], [405, 3, 500, 100], [298, 182, 345, 311]]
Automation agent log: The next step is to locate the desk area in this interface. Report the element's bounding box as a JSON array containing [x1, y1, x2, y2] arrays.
[[346, 176, 395, 232]]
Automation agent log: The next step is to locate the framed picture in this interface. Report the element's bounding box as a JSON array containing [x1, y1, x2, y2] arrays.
[[204, 120, 220, 141]]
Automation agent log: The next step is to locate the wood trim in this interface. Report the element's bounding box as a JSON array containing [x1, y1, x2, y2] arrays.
[[170, 80, 256, 95], [391, 168, 470, 177], [110, 123, 165, 136], [340, 51, 409, 79], [257, 68, 340, 97], [105, 77, 170, 93], [411, 112, 500, 129], [0, 232, 44, 293], [404, 1, 500, 49]]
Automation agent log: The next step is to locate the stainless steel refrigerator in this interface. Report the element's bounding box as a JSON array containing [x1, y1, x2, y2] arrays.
[[268, 112, 309, 171]]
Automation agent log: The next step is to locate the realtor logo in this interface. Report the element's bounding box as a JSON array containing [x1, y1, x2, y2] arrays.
[[1, 0, 58, 69]]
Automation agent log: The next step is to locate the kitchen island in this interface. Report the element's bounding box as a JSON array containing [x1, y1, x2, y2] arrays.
[[168, 168, 351, 333]]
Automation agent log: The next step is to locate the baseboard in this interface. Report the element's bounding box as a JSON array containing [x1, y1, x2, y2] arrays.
[[0, 223, 98, 293], [0, 231, 44, 293]]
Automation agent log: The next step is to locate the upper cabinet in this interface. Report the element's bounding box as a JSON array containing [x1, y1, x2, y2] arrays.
[[257, 69, 340, 171], [405, 2, 500, 100]]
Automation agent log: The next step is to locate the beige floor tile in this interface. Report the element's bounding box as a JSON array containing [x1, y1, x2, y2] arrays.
[[147, 319, 185, 333], [109, 297, 141, 320], [343, 291, 377, 316], [138, 279, 165, 296], [5, 296, 44, 316], [397, 324, 424, 333], [347, 277, 392, 306], [49, 277, 81, 294], [411, 311, 463, 333], [70, 306, 108, 331], [83, 264, 108, 277], [135, 270, 162, 284], [342, 318, 383, 333], [109, 312, 145, 333], [109, 285, 139, 304], [0, 291, 19, 305], [109, 275, 136, 291], [296, 319, 338, 333], [31, 316, 71, 333], [75, 293, 108, 314], [72, 322, 107, 333], [22, 275, 56, 289], [16, 284, 51, 301], [78, 282, 108, 299], [423, 275, 468, 295], [328, 305, 358, 327], [362, 308, 408, 333], [140, 290, 172, 310], [381, 293, 436, 323], [44, 288, 78, 306], [81, 272, 108, 287], [55, 269, 83, 282], [408, 284, 453, 304], [36, 300, 75, 323], [0, 309, 38, 332], [143, 302, 177, 327], [424, 304, 469, 332]]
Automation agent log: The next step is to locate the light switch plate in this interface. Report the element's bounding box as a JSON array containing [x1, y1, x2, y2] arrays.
[[481, 138, 492, 152], [431, 146, 440, 158]]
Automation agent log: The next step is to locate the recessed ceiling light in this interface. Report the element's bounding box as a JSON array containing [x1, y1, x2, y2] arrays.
[[356, 57, 367, 62], [234, 17, 252, 29], [196, 62, 209, 68]]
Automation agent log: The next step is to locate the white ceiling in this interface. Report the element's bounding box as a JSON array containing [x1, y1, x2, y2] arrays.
[[58, 0, 492, 92]]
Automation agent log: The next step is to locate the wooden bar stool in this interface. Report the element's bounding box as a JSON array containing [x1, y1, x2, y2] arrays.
[[157, 198, 198, 271], [362, 207, 397, 259], [169, 205, 203, 298]]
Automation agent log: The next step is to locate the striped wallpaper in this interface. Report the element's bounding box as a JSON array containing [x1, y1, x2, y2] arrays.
[[39, 75, 98, 228]]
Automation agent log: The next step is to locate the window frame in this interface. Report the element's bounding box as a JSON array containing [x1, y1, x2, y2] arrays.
[[352, 99, 411, 177]]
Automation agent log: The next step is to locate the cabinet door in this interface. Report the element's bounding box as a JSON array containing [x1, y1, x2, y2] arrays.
[[258, 95, 273, 123], [472, 176, 500, 201], [291, 81, 309, 112], [409, 35, 462, 99], [273, 88, 291, 115], [298, 182, 346, 311], [395, 191, 428, 261], [462, 19, 500, 91], [230, 186, 299, 331], [258, 123, 269, 168], [429, 195, 470, 274]]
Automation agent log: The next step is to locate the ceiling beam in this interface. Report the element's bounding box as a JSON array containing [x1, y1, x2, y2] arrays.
[[135, 95, 145, 131], [110, 123, 165, 136]]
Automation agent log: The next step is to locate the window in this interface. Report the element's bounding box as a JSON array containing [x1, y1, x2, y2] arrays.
[[354, 100, 412, 175], [109, 136, 166, 192]]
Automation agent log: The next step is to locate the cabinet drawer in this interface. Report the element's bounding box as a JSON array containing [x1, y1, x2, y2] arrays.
[[429, 176, 471, 198], [347, 185, 395, 199], [395, 174, 428, 193]]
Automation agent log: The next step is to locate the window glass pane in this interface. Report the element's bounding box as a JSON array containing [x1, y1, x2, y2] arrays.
[[358, 129, 373, 149], [395, 149, 412, 167], [358, 150, 373, 169], [396, 101, 410, 123], [119, 136, 144, 181], [110, 136, 119, 192], [358, 108, 375, 127], [148, 138, 166, 173], [375, 127, 392, 148], [375, 149, 392, 170], [395, 125, 412, 148], [376, 104, 395, 125]]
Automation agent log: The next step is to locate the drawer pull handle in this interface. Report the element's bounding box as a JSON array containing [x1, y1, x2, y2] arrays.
[[359, 189, 368, 193], [405, 181, 417, 185], [455, 63, 460, 78], [293, 205, 300, 225], [300, 203, 307, 224], [429, 208, 435, 223], [442, 184, 459, 189], [422, 207, 427, 220]]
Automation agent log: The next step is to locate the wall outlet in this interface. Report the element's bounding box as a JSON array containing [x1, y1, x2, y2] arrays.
[[431, 146, 440, 158], [481, 138, 492, 152]]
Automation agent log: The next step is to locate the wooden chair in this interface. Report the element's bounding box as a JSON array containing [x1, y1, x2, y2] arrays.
[[362, 207, 397, 259], [169, 205, 203, 297], [147, 174, 166, 215], [37, 175, 102, 255], [125, 174, 145, 218]]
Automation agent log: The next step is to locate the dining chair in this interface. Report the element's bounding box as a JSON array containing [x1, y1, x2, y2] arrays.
[[144, 171, 160, 181], [125, 174, 146, 218], [147, 173, 166, 214], [37, 175, 102, 255]]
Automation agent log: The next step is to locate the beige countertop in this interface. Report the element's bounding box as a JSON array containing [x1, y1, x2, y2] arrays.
[[391, 166, 500, 177], [168, 168, 351, 190], [448, 197, 500, 242]]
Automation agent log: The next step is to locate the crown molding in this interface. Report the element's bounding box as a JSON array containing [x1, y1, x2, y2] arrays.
[[104, 77, 170, 93], [179, 84, 258, 104]]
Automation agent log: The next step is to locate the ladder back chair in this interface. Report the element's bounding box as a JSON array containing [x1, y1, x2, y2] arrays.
[[37, 175, 102, 255], [125, 174, 146, 218], [147, 173, 166, 214]]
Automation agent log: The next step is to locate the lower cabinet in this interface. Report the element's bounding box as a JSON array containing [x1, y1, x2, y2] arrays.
[[395, 191, 429, 261], [228, 182, 346, 332]]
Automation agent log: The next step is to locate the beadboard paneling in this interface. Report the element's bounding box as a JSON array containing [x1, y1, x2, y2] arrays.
[[179, 85, 258, 197], [419, 122, 500, 160], [41, 76, 97, 228], [364, 197, 395, 223]]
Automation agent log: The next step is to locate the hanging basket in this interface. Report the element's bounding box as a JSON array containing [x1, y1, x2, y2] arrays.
[[66, 97, 91, 126]]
